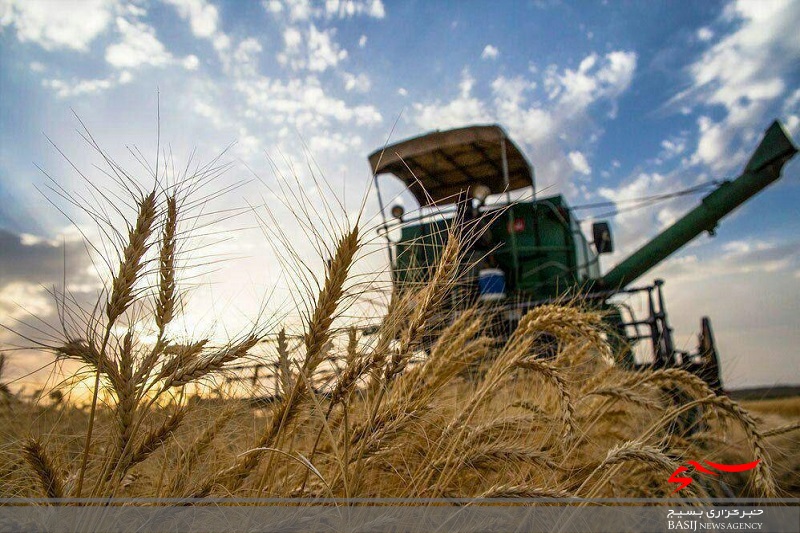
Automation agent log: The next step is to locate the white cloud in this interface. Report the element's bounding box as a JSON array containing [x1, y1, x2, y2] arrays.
[[234, 75, 382, 129], [660, 239, 799, 280], [307, 24, 348, 71], [0, 0, 117, 51], [597, 171, 674, 254], [19, 233, 50, 246], [660, 138, 685, 157], [193, 98, 225, 127], [264, 0, 283, 14], [680, 0, 800, 170], [324, 0, 385, 19], [229, 37, 263, 77], [182, 54, 200, 70], [213, 33, 230, 51], [413, 69, 492, 130], [308, 131, 363, 154], [343, 72, 371, 93], [659, 133, 688, 162], [280, 24, 348, 72], [694, 115, 727, 169], [781, 88, 800, 136], [0, 282, 53, 321], [554, 51, 636, 110], [105, 17, 172, 69], [491, 76, 535, 108], [412, 51, 636, 193], [283, 27, 302, 51], [283, 0, 313, 21], [458, 69, 475, 97], [568, 150, 591, 175], [785, 115, 800, 136], [126, 3, 146, 18], [358, 34, 367, 48], [163, 0, 219, 38], [696, 26, 714, 42], [42, 75, 116, 98], [481, 44, 499, 60], [784, 88, 800, 112], [397, 87, 408, 97], [163, 0, 235, 74], [26, 8, 185, 97], [367, 0, 385, 18], [265, 0, 385, 20]]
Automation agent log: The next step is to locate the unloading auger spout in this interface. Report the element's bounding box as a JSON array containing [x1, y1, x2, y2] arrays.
[[599, 121, 797, 290]]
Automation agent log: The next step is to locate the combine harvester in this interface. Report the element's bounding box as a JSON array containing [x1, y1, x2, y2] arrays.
[[369, 121, 797, 392]]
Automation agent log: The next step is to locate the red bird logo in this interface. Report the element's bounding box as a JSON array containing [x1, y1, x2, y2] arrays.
[[668, 460, 760, 492]]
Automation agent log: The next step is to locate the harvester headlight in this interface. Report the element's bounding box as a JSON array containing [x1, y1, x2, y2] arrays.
[[390, 204, 405, 219], [472, 184, 491, 204]]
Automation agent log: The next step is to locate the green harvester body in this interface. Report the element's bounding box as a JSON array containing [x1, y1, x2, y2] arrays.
[[369, 121, 797, 390]]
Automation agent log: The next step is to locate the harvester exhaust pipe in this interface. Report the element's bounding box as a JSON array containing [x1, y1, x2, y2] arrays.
[[600, 120, 798, 290]]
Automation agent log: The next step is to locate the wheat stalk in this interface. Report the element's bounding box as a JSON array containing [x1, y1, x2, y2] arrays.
[[77, 190, 158, 496], [167, 406, 236, 496]]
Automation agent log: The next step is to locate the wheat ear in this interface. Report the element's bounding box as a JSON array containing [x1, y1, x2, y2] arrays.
[[276, 328, 292, 396], [155, 194, 177, 334], [193, 226, 359, 496], [22, 438, 64, 499], [107, 190, 157, 322], [517, 357, 574, 438], [762, 421, 800, 438]]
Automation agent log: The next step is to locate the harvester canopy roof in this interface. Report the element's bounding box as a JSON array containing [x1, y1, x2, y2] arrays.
[[368, 124, 534, 207]]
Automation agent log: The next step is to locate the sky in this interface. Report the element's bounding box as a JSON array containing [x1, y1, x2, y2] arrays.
[[0, 0, 799, 392]]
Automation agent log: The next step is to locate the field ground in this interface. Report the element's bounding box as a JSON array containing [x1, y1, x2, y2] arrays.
[[741, 395, 800, 423], [730, 385, 800, 402], [2, 388, 799, 499]]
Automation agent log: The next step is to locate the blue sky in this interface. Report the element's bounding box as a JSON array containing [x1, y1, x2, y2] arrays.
[[1, 0, 799, 390]]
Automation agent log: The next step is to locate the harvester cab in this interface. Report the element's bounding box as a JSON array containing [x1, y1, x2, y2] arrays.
[[369, 122, 797, 391]]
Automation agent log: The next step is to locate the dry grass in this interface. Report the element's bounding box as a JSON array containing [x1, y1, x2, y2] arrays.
[[1, 147, 798, 503], [743, 396, 800, 420]]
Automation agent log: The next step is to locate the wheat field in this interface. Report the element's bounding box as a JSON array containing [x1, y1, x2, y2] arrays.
[[0, 151, 798, 502]]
